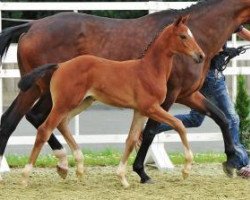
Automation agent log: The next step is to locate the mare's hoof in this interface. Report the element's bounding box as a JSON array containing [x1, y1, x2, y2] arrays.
[[222, 162, 234, 178], [140, 177, 154, 184], [57, 165, 68, 179]]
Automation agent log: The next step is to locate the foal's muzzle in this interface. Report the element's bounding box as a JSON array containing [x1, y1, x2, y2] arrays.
[[193, 52, 205, 64]]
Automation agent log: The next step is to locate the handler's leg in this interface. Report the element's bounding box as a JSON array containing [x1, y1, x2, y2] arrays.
[[206, 71, 249, 177]]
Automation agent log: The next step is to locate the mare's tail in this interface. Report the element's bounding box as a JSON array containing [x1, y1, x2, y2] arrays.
[[0, 23, 32, 61], [18, 63, 58, 92]]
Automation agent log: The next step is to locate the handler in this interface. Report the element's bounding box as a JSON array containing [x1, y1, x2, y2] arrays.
[[155, 25, 250, 178]]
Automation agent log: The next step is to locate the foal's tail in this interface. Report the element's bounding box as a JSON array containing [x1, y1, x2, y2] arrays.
[[18, 63, 58, 92], [0, 23, 32, 62]]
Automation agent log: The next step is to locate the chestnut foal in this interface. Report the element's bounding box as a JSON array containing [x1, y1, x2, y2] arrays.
[[19, 16, 204, 187]]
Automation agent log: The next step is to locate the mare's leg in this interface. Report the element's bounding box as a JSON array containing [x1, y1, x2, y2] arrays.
[[0, 87, 40, 181], [117, 110, 147, 188], [145, 105, 193, 179], [177, 91, 237, 174], [25, 93, 68, 178], [22, 108, 65, 186]]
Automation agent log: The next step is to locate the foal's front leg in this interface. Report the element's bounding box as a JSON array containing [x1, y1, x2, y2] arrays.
[[177, 91, 236, 176], [117, 110, 147, 188], [146, 104, 193, 179]]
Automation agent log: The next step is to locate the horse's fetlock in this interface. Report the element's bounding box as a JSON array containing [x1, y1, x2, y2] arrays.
[[73, 149, 84, 163], [174, 119, 185, 132], [132, 163, 143, 173]]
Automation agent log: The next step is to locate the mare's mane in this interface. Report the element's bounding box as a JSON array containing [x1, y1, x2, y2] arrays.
[[140, 0, 222, 58], [154, 0, 221, 18]]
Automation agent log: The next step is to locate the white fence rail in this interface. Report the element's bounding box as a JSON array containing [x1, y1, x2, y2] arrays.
[[0, 1, 249, 146]]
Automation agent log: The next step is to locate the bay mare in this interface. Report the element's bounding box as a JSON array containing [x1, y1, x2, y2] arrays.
[[0, 0, 250, 182], [18, 17, 204, 187]]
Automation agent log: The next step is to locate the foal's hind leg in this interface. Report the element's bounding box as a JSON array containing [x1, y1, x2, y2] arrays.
[[25, 93, 68, 178], [22, 109, 65, 186], [57, 97, 95, 180], [57, 120, 84, 180], [117, 110, 147, 188], [146, 105, 193, 179]]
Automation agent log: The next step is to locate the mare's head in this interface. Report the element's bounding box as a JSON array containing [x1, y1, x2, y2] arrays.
[[167, 15, 205, 64]]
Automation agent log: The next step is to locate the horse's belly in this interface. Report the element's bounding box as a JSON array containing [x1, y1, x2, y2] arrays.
[[90, 89, 135, 109]]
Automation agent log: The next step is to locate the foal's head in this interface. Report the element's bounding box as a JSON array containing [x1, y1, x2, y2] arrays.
[[167, 15, 205, 63]]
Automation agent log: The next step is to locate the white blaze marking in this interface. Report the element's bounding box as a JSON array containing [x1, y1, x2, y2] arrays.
[[187, 28, 194, 38]]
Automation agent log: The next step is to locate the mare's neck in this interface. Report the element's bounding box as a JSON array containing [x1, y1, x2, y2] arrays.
[[187, 0, 250, 57]]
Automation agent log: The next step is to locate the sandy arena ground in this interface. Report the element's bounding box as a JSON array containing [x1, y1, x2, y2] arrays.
[[0, 164, 249, 200]]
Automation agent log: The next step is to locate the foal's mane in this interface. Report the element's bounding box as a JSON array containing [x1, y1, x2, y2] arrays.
[[140, 0, 222, 58], [139, 25, 168, 59]]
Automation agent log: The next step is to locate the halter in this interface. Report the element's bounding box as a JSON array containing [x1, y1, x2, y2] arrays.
[[216, 44, 250, 72]]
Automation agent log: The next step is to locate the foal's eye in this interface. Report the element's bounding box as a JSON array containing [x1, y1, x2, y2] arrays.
[[180, 34, 187, 40]]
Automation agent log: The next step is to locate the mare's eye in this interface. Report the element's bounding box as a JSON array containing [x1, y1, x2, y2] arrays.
[[180, 34, 187, 40]]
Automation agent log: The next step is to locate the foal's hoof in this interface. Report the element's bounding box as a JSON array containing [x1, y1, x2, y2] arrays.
[[56, 165, 68, 179], [21, 178, 29, 187], [121, 179, 130, 188], [222, 162, 234, 178], [182, 169, 190, 180], [0, 175, 3, 182], [117, 174, 130, 188], [76, 170, 84, 180]]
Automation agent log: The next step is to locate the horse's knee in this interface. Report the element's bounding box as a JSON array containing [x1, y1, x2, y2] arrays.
[[173, 119, 186, 133], [37, 125, 51, 143]]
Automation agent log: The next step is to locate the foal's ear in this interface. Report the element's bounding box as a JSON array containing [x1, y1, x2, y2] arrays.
[[174, 16, 183, 27], [181, 15, 190, 25], [174, 15, 190, 26]]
